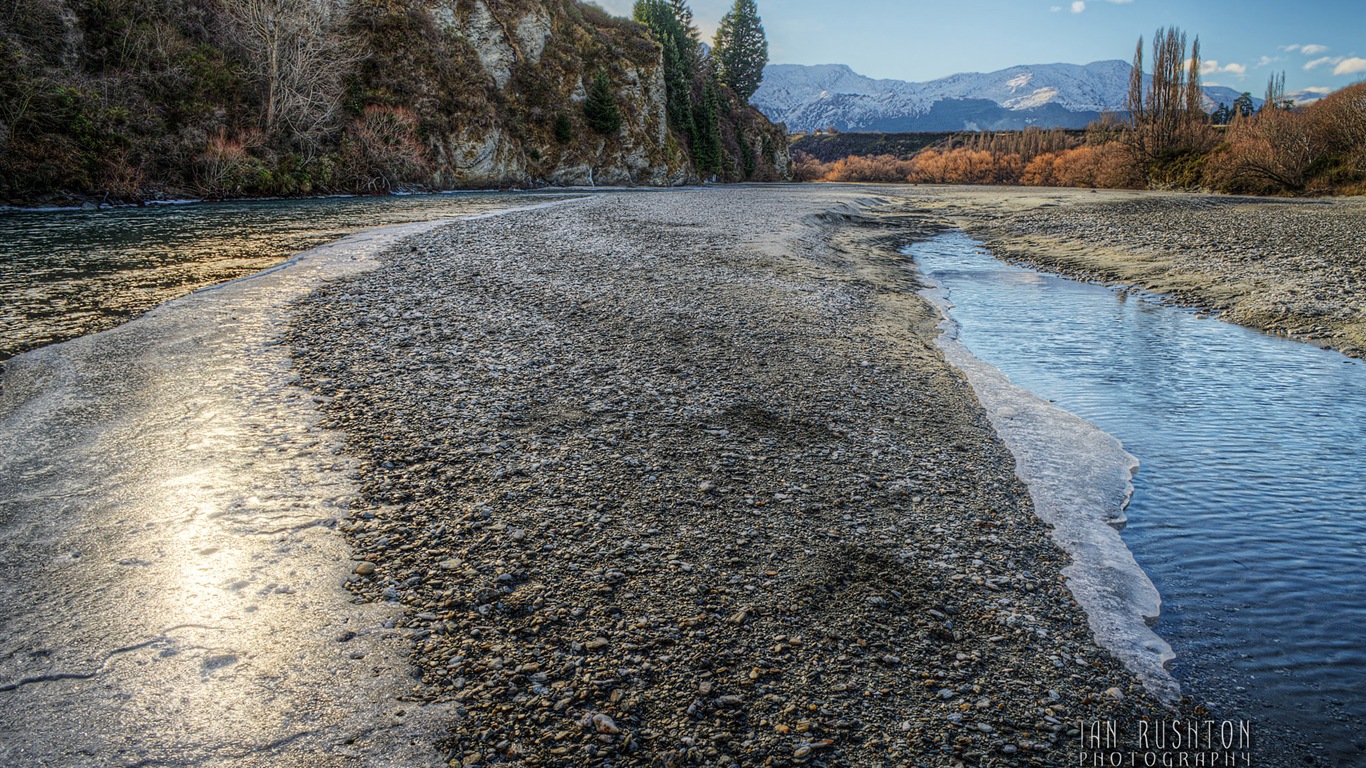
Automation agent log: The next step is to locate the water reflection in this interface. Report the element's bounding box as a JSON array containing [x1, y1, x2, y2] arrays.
[[0, 221, 469, 765]]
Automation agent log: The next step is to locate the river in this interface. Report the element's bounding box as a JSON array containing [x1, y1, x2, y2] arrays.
[[912, 231, 1366, 767], [0, 192, 573, 362]]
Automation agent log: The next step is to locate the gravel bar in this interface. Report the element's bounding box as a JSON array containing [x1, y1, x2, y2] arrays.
[[286, 186, 1172, 767]]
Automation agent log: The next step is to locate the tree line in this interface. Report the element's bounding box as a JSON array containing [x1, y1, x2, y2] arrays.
[[796, 27, 1366, 196]]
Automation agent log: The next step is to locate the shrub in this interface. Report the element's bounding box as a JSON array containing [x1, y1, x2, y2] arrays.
[[339, 105, 431, 191], [553, 113, 573, 143]]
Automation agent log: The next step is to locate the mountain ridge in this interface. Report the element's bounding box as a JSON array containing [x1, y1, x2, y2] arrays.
[[753, 60, 1266, 133]]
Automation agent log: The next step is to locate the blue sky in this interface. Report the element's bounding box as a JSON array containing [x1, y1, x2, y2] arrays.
[[592, 0, 1366, 94]]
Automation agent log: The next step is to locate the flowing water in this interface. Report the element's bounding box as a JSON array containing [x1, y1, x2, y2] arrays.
[[911, 232, 1366, 766], [0, 192, 572, 361]]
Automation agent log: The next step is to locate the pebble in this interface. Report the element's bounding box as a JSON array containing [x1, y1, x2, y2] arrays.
[[285, 188, 1184, 768]]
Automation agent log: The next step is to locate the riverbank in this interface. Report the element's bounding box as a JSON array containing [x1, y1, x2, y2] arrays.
[[902, 186, 1366, 358], [286, 186, 1173, 766]]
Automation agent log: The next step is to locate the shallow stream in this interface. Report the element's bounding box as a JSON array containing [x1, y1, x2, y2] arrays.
[[912, 232, 1366, 766]]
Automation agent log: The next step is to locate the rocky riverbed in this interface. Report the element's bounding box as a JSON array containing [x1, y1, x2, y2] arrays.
[[286, 187, 1173, 767], [909, 187, 1366, 358]]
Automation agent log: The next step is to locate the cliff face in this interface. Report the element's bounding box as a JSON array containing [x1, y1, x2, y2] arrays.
[[0, 0, 789, 203], [371, 0, 687, 187]]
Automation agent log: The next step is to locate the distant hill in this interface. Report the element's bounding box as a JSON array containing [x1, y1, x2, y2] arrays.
[[753, 61, 1263, 133]]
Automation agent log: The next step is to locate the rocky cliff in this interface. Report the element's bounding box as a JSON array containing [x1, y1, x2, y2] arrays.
[[0, 0, 789, 203]]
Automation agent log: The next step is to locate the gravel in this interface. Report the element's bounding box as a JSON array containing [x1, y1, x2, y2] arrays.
[[286, 186, 1172, 767]]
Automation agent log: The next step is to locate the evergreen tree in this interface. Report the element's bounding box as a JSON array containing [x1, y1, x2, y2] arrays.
[[553, 113, 573, 143], [634, 0, 696, 137], [584, 73, 623, 134], [692, 76, 723, 175], [713, 0, 767, 101], [668, 0, 699, 54]]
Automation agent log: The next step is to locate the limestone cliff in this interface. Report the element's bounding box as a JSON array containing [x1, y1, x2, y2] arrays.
[[355, 0, 788, 187]]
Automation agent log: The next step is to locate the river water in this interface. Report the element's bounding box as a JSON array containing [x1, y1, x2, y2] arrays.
[[911, 232, 1366, 766], [0, 192, 570, 362]]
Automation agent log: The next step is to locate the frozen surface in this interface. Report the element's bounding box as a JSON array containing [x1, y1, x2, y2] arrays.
[[0, 208, 575, 766], [911, 231, 1366, 766]]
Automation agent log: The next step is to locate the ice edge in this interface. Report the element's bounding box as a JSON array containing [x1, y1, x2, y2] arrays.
[[913, 239, 1180, 706]]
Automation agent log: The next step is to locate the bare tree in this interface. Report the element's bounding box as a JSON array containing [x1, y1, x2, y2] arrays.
[[1125, 36, 1144, 121], [221, 0, 356, 156], [1123, 26, 1212, 183], [1263, 71, 1287, 111], [1184, 37, 1203, 126]]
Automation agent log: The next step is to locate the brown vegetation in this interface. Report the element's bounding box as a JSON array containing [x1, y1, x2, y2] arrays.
[[794, 48, 1365, 197]]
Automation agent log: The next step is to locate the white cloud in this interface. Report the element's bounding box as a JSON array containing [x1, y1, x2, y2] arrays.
[[1301, 87, 1333, 94], [1106, 0, 1134, 3], [1050, 4, 1062, 10], [1282, 43, 1330, 56], [1306, 56, 1346, 70], [1256, 55, 1281, 67], [1197, 60, 1247, 77], [1071, 1, 1086, 12], [1334, 57, 1366, 76]]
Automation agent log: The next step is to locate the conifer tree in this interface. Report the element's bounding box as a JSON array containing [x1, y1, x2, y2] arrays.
[[692, 75, 724, 175], [668, 0, 699, 54], [713, 0, 767, 101], [634, 0, 696, 137], [584, 73, 623, 134]]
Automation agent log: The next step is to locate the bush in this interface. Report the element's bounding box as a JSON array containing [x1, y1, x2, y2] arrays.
[[553, 113, 573, 143], [339, 105, 431, 191]]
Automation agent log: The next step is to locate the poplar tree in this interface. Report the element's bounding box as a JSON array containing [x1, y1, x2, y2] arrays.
[[713, 0, 767, 101], [1122, 26, 1212, 181]]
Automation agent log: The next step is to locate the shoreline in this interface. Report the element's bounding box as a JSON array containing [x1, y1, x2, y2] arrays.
[[10, 183, 1346, 763], [912, 233, 1178, 706], [899, 186, 1366, 360], [285, 186, 1175, 765]]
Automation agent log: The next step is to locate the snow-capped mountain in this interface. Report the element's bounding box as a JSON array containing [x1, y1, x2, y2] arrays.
[[1283, 88, 1330, 107], [753, 60, 1258, 133]]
